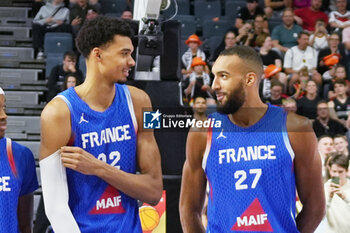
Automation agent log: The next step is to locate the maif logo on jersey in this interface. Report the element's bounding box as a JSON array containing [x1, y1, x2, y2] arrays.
[[231, 198, 273, 232], [89, 185, 126, 214], [143, 110, 162, 129]]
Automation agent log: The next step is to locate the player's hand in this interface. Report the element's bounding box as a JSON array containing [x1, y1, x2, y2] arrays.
[[60, 146, 103, 175]]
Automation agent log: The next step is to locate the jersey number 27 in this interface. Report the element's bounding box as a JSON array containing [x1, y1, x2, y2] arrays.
[[234, 169, 262, 190]]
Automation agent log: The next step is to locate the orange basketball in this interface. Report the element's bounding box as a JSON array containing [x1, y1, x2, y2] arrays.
[[139, 206, 160, 231]]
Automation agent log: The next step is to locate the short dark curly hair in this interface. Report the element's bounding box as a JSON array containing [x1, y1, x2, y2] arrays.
[[219, 45, 263, 79], [76, 15, 134, 58]]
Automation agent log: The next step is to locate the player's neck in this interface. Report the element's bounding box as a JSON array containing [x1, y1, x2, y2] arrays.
[[228, 99, 267, 128], [76, 72, 116, 112]]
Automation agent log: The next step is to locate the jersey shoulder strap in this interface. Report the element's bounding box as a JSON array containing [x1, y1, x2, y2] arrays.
[[6, 138, 18, 177]]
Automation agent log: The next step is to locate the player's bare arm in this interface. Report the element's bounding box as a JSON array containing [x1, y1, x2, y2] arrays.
[[179, 127, 207, 233], [17, 194, 34, 233], [60, 86, 163, 205], [40, 98, 72, 160], [287, 113, 325, 232]]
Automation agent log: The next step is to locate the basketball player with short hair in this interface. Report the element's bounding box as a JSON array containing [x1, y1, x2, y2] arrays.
[[0, 88, 38, 233], [39, 16, 162, 232], [180, 46, 325, 232]]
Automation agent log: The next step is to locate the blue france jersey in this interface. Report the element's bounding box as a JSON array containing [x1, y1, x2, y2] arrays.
[[0, 137, 38, 233], [57, 84, 141, 233], [203, 104, 299, 233]]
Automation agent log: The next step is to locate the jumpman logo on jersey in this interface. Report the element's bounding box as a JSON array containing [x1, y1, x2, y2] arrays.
[[216, 129, 227, 139], [79, 113, 89, 124]]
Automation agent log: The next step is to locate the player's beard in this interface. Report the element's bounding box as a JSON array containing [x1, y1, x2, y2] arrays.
[[117, 80, 126, 84], [216, 81, 245, 115]]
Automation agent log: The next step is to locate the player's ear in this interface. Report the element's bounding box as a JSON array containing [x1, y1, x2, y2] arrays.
[[245, 72, 257, 86], [92, 47, 102, 61]]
